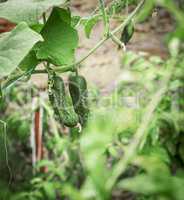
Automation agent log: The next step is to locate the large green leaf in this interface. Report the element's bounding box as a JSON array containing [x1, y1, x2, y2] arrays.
[[36, 7, 78, 66], [0, 0, 67, 25], [0, 22, 43, 78]]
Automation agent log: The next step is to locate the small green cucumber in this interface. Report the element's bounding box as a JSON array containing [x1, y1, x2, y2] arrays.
[[69, 74, 89, 126], [48, 72, 79, 127], [120, 20, 134, 45]]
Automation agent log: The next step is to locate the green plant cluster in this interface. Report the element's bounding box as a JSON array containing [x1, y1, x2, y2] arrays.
[[0, 0, 184, 200]]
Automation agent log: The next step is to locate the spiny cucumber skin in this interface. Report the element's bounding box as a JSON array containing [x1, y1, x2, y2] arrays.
[[48, 73, 79, 127], [69, 75, 89, 126]]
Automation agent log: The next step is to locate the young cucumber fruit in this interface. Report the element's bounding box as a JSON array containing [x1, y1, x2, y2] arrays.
[[120, 20, 134, 45], [69, 74, 89, 126], [48, 72, 79, 127]]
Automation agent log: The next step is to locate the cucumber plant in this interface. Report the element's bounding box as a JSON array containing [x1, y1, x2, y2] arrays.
[[0, 0, 184, 200], [0, 0, 145, 129]]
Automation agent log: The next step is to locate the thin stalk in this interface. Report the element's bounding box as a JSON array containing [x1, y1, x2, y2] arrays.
[[51, 65, 75, 73], [34, 65, 74, 74], [33, 69, 47, 74], [110, 32, 126, 51], [126, 0, 129, 15], [6, 64, 75, 78], [75, 37, 107, 66], [99, 0, 109, 36], [42, 13, 51, 74], [42, 12, 47, 24], [0, 120, 12, 200]]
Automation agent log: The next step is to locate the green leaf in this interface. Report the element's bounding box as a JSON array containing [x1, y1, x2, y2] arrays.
[[36, 7, 78, 66], [0, 0, 67, 25], [0, 22, 43, 78], [36, 160, 55, 171], [62, 184, 85, 200], [31, 24, 44, 33], [84, 15, 100, 38], [119, 174, 166, 195], [135, 0, 155, 22], [19, 50, 39, 72], [118, 174, 184, 200], [42, 182, 56, 200]]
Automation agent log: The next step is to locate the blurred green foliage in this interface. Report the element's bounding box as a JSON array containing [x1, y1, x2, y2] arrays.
[[0, 0, 184, 200]]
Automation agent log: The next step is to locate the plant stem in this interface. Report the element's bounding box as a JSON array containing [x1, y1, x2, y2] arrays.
[[42, 12, 47, 24], [110, 32, 126, 51], [51, 65, 75, 73], [33, 69, 47, 74], [75, 37, 107, 66], [34, 64, 74, 74], [99, 0, 109, 36], [42, 12, 52, 75]]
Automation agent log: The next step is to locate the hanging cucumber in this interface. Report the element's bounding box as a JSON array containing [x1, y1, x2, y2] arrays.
[[48, 71, 79, 127], [120, 20, 134, 45], [69, 74, 89, 126]]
